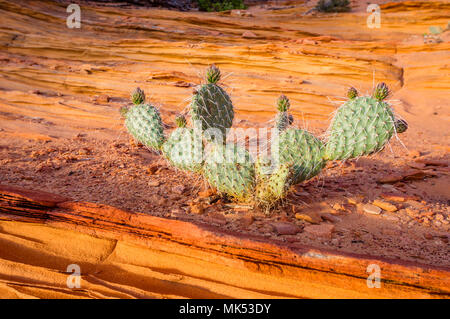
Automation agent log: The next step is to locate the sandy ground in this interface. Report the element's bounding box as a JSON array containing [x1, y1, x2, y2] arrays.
[[0, 0, 449, 285]]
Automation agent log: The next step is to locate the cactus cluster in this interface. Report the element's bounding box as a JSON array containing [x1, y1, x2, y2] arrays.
[[121, 65, 408, 209]]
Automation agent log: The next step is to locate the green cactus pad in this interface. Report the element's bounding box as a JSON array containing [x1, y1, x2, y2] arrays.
[[203, 143, 255, 202], [125, 103, 165, 151], [325, 96, 396, 160], [273, 128, 326, 185], [190, 83, 234, 142], [162, 127, 203, 172], [255, 157, 292, 207]]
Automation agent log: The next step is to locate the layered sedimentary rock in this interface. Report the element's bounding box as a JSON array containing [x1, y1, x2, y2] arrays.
[[0, 185, 449, 299]]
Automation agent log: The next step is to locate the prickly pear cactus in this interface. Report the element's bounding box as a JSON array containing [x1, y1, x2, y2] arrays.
[[124, 89, 165, 151], [190, 65, 234, 142], [203, 143, 254, 202], [162, 115, 203, 172], [324, 84, 401, 161], [273, 128, 326, 185]]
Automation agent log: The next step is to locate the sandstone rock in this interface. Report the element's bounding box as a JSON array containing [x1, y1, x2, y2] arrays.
[[270, 222, 302, 235], [408, 150, 421, 158], [378, 174, 403, 184], [198, 188, 215, 198], [403, 170, 437, 181], [304, 224, 335, 238], [380, 193, 420, 202], [189, 202, 204, 215], [148, 180, 160, 187], [293, 190, 310, 197], [294, 212, 322, 224], [424, 233, 433, 240], [0, 185, 70, 207], [415, 159, 448, 167], [302, 39, 318, 45], [93, 94, 110, 104], [321, 213, 342, 223], [207, 212, 227, 225], [242, 31, 257, 38], [408, 162, 426, 170], [404, 208, 418, 217], [170, 208, 184, 217], [362, 204, 382, 215], [346, 196, 363, 205], [239, 215, 254, 228], [383, 214, 399, 222], [147, 164, 160, 175], [172, 185, 185, 194], [372, 199, 397, 212]]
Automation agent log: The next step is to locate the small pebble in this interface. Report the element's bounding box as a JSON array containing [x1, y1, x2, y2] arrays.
[[362, 203, 382, 215], [271, 222, 302, 235], [295, 212, 322, 224], [372, 199, 397, 212], [304, 224, 335, 238], [148, 180, 160, 187]]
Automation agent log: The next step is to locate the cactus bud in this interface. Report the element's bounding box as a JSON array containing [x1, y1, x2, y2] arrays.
[[206, 64, 221, 84], [373, 82, 389, 101], [394, 118, 408, 133], [131, 87, 145, 105], [175, 114, 187, 128], [276, 94, 290, 112], [119, 106, 128, 118], [347, 87, 358, 99]]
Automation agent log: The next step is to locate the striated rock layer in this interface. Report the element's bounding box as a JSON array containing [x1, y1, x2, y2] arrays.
[[0, 185, 449, 299]]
